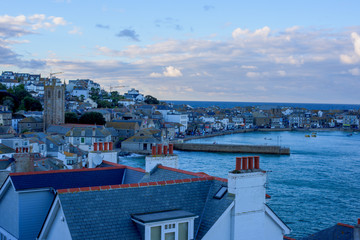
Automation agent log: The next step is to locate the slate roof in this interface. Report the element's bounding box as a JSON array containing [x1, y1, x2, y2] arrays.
[[299, 223, 354, 240], [0, 144, 15, 154], [57, 178, 233, 240], [65, 127, 111, 138], [0, 158, 14, 169], [139, 166, 204, 183], [10, 167, 130, 191], [106, 121, 139, 130]]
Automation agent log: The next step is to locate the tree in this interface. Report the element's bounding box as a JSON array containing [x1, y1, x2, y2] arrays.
[[65, 112, 79, 123], [8, 84, 31, 100], [79, 112, 106, 125], [89, 87, 100, 101], [0, 83, 6, 90], [21, 96, 43, 111], [144, 95, 159, 105], [1, 96, 15, 111], [96, 99, 112, 108]]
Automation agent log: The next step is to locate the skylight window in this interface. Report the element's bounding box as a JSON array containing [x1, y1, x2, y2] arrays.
[[214, 186, 227, 199]]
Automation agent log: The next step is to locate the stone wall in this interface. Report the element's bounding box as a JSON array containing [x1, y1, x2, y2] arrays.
[[173, 143, 290, 155]]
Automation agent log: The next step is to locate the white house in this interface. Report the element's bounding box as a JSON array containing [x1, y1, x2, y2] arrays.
[[37, 157, 290, 240], [65, 127, 112, 152]]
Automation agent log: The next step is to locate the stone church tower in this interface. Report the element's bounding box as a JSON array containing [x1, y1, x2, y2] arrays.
[[44, 79, 65, 131]]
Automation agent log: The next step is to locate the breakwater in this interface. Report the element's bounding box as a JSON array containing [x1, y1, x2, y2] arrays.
[[173, 143, 290, 155]]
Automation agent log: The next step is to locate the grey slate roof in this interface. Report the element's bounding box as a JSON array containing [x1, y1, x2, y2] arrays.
[[299, 223, 354, 240], [139, 167, 202, 183], [58, 179, 233, 240]]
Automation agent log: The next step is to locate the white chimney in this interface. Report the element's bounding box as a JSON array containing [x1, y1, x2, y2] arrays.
[[228, 156, 267, 240]]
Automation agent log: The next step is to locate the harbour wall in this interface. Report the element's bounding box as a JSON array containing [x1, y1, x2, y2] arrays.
[[173, 143, 290, 155]]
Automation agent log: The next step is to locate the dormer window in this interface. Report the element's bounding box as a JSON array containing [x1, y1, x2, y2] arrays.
[[132, 210, 197, 240]]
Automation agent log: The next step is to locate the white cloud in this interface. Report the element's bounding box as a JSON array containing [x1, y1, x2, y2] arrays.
[[349, 68, 360, 76], [285, 26, 300, 33], [232, 26, 270, 39], [150, 66, 183, 78], [0, 14, 68, 38], [340, 32, 360, 64], [278, 70, 286, 76], [274, 55, 304, 65], [163, 66, 183, 77], [241, 65, 257, 69], [68, 26, 82, 35], [149, 72, 162, 78], [246, 72, 260, 78], [49, 16, 67, 26]]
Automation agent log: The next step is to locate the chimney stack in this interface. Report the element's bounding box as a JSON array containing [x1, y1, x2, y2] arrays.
[[157, 144, 162, 155], [93, 142, 98, 151], [169, 144, 174, 155], [242, 157, 248, 170], [248, 156, 254, 169], [228, 156, 273, 239], [163, 145, 168, 155], [235, 157, 242, 170], [152, 146, 156, 155], [254, 156, 260, 169]]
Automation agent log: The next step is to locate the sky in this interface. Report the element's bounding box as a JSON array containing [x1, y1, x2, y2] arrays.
[[1, 0, 360, 104]]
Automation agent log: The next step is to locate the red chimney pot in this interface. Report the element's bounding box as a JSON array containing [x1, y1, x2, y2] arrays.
[[248, 156, 254, 169], [254, 156, 260, 169], [236, 157, 242, 170], [242, 157, 248, 170]]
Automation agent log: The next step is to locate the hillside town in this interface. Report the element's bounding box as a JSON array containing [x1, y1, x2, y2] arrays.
[[1, 70, 360, 240]]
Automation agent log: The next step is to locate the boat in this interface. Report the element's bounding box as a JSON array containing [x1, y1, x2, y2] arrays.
[[305, 135, 310, 138], [311, 134, 317, 137]]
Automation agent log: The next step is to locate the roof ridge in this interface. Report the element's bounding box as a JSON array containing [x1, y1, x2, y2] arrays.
[[157, 165, 227, 182], [57, 177, 216, 194], [337, 222, 354, 228]]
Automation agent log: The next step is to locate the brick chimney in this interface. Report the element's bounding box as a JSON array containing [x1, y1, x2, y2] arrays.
[[228, 156, 266, 240], [14, 153, 34, 173]]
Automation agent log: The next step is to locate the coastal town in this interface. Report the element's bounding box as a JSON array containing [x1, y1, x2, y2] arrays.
[[0, 70, 359, 240]]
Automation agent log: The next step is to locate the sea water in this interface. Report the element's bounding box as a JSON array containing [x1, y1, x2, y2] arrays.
[[120, 131, 360, 238]]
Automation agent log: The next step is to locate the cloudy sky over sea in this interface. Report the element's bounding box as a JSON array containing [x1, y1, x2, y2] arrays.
[[1, 0, 360, 103]]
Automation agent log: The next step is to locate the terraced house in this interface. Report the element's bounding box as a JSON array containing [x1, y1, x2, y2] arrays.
[[0, 157, 290, 240]]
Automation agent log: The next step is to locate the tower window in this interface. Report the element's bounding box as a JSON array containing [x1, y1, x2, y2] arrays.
[[48, 90, 51, 98], [58, 90, 61, 98]]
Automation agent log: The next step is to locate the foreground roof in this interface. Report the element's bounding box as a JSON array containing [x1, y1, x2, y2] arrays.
[[57, 176, 232, 240]]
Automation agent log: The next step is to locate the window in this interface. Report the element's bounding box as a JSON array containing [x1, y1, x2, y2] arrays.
[[81, 137, 85, 144], [149, 222, 189, 240], [132, 210, 196, 240]]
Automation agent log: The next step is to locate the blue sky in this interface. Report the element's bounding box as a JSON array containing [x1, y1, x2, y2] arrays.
[[1, 0, 360, 104]]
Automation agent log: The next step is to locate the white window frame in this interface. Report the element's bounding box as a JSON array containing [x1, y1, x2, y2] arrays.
[[133, 217, 196, 240]]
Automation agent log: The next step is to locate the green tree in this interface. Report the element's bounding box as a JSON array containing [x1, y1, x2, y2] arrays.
[[65, 112, 79, 123], [21, 96, 43, 111], [0, 83, 6, 90], [144, 95, 159, 104], [89, 87, 100, 101], [8, 84, 31, 100], [1, 96, 15, 111], [79, 112, 106, 125], [96, 99, 112, 108]]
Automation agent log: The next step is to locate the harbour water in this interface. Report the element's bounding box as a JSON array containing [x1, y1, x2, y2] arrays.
[[120, 130, 360, 238]]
